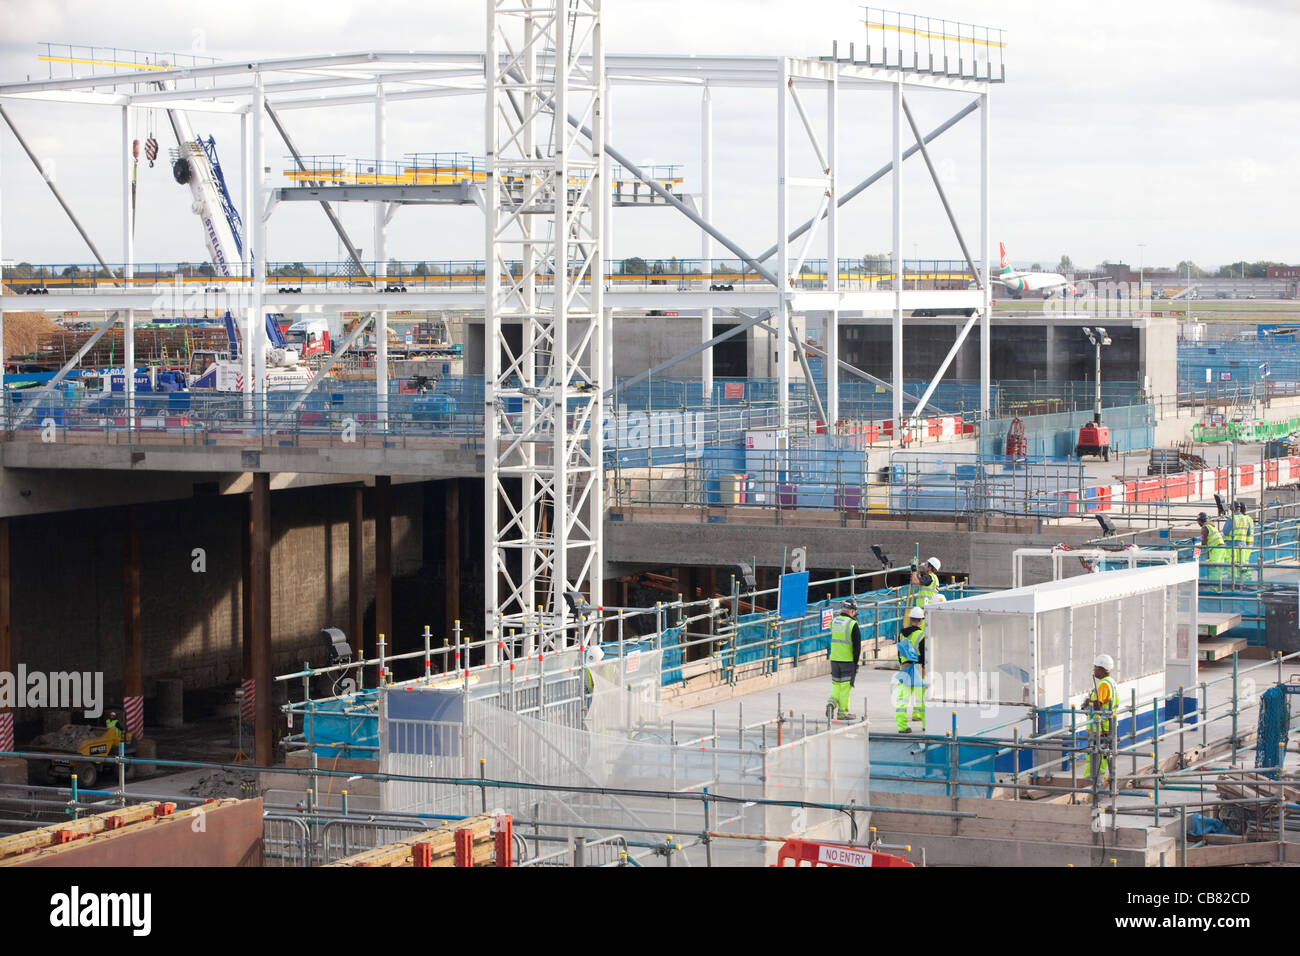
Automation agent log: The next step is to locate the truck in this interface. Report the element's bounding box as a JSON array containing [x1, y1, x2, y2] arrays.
[[187, 311, 313, 391], [26, 722, 137, 789]]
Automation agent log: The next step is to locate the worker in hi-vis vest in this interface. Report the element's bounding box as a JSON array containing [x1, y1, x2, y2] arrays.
[[825, 598, 862, 721], [1081, 654, 1118, 784], [1228, 501, 1255, 582], [1197, 512, 1230, 588], [910, 557, 941, 608], [894, 606, 927, 733]]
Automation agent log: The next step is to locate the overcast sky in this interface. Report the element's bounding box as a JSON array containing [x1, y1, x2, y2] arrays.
[[1, 0, 1296, 272]]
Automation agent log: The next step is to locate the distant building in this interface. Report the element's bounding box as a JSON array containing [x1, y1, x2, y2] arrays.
[[1266, 265, 1300, 279]]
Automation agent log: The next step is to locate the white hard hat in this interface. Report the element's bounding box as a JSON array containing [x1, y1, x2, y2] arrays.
[[927, 557, 941, 571], [585, 644, 606, 666], [931, 593, 946, 604], [909, 606, 926, 620], [1093, 653, 1114, 671]]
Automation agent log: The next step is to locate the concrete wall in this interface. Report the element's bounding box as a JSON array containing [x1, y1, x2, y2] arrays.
[[7, 482, 423, 723]]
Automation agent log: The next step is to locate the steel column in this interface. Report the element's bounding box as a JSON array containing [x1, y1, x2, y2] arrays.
[[979, 91, 991, 418], [250, 74, 265, 422], [701, 83, 714, 397], [891, 79, 904, 423], [776, 59, 790, 428], [826, 72, 839, 428], [375, 83, 389, 431], [121, 106, 135, 429], [240, 109, 253, 420]]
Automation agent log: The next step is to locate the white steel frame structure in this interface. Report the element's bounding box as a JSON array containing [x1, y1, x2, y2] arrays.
[[0, 8, 1003, 648], [484, 0, 605, 656]]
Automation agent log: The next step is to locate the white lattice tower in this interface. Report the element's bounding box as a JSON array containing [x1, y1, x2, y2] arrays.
[[485, 0, 605, 659]]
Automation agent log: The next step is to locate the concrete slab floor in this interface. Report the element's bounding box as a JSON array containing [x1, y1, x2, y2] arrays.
[[665, 653, 1300, 830]]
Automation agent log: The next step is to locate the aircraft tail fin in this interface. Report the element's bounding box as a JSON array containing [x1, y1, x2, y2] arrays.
[[998, 242, 1011, 273]]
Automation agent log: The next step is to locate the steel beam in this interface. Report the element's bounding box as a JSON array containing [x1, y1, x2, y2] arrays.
[[12, 310, 120, 425], [263, 101, 370, 279], [0, 103, 118, 278], [754, 99, 979, 265], [900, 96, 979, 281], [910, 310, 981, 420], [274, 314, 375, 422]]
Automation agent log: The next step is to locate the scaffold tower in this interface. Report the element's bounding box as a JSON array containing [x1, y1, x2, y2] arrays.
[[484, 0, 606, 657]]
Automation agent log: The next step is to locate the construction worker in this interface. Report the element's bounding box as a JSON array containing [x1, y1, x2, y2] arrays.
[[583, 642, 605, 708], [1228, 501, 1255, 583], [894, 606, 926, 733], [104, 710, 122, 739], [1197, 512, 1229, 589], [1081, 654, 1117, 785], [910, 557, 941, 608], [825, 598, 862, 721]]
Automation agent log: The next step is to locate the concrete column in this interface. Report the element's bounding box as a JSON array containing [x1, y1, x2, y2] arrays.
[[251, 473, 272, 766], [348, 486, 364, 659], [374, 476, 392, 655], [123, 507, 143, 737], [443, 479, 461, 641], [241, 495, 253, 686]]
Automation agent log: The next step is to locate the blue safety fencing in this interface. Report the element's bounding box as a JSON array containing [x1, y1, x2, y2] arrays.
[[978, 403, 1155, 458], [300, 691, 381, 760], [715, 584, 962, 683], [1180, 339, 1300, 392], [600, 625, 685, 687]]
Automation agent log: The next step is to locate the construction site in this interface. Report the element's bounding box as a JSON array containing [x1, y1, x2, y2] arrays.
[[0, 1, 1296, 882]]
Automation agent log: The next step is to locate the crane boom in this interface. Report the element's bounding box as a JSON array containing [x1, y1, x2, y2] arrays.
[[163, 101, 244, 277]]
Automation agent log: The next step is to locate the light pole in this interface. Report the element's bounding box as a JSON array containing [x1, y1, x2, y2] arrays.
[[1137, 242, 1146, 302]]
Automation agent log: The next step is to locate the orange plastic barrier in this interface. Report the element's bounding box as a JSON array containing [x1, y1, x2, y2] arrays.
[[773, 838, 914, 867]]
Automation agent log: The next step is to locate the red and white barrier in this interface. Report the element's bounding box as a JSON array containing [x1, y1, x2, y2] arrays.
[[0, 710, 13, 753], [123, 695, 144, 737], [1078, 455, 1300, 513]]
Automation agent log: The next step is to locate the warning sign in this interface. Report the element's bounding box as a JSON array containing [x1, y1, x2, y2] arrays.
[[821, 608, 834, 631], [817, 844, 873, 867], [626, 650, 641, 673]]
